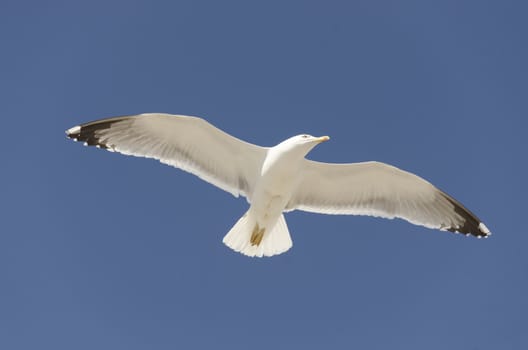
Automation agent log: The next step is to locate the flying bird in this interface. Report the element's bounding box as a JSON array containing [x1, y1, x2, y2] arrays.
[[66, 113, 491, 257]]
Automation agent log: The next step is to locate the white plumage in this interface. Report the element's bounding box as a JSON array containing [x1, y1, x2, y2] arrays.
[[66, 113, 490, 257]]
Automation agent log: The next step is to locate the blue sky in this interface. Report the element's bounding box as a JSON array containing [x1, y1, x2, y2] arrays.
[[1, 0, 527, 349]]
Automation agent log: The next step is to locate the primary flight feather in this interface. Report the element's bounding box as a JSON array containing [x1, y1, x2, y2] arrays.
[[66, 113, 490, 257]]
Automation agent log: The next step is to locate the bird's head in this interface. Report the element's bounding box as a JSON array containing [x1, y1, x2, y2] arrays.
[[276, 134, 330, 157]]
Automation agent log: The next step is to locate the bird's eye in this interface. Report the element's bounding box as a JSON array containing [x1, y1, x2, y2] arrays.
[[302, 135, 309, 139]]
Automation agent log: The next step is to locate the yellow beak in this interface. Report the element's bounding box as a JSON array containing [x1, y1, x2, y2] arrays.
[[317, 136, 330, 143]]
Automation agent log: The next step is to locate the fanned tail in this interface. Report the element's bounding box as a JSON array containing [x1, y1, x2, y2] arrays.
[[222, 211, 292, 257]]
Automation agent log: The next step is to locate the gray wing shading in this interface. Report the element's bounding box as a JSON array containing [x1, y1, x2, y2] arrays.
[[66, 113, 267, 198], [287, 160, 490, 237]]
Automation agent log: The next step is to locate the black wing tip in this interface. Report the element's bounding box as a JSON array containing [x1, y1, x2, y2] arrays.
[[440, 193, 492, 238], [447, 221, 492, 238], [66, 124, 110, 149], [65, 117, 127, 149]]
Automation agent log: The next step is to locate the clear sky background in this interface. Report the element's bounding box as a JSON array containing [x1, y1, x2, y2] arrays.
[[1, 1, 527, 349]]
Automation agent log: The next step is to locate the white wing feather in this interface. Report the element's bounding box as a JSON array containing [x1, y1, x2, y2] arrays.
[[66, 113, 267, 198], [288, 160, 488, 235]]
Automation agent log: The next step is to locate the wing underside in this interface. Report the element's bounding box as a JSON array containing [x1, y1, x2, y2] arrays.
[[288, 160, 490, 237], [66, 113, 267, 198]]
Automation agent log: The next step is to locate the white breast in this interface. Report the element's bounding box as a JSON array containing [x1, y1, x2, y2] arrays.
[[249, 146, 304, 225]]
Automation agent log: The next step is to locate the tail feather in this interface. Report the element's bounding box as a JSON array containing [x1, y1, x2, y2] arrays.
[[223, 212, 292, 257]]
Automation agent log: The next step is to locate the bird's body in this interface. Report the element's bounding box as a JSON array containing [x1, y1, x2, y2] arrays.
[[66, 113, 491, 257], [251, 136, 308, 228], [224, 135, 324, 256]]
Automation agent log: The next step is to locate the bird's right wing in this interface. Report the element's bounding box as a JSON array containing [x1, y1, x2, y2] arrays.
[[66, 113, 267, 199], [287, 160, 490, 237]]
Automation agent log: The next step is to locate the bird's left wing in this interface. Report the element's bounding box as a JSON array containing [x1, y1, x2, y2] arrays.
[[66, 113, 267, 198], [287, 160, 490, 237]]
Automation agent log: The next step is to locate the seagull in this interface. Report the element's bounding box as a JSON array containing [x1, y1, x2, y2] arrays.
[[66, 113, 491, 257]]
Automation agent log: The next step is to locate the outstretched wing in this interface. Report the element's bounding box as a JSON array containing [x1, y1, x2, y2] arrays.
[[287, 160, 490, 237], [66, 113, 267, 198]]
